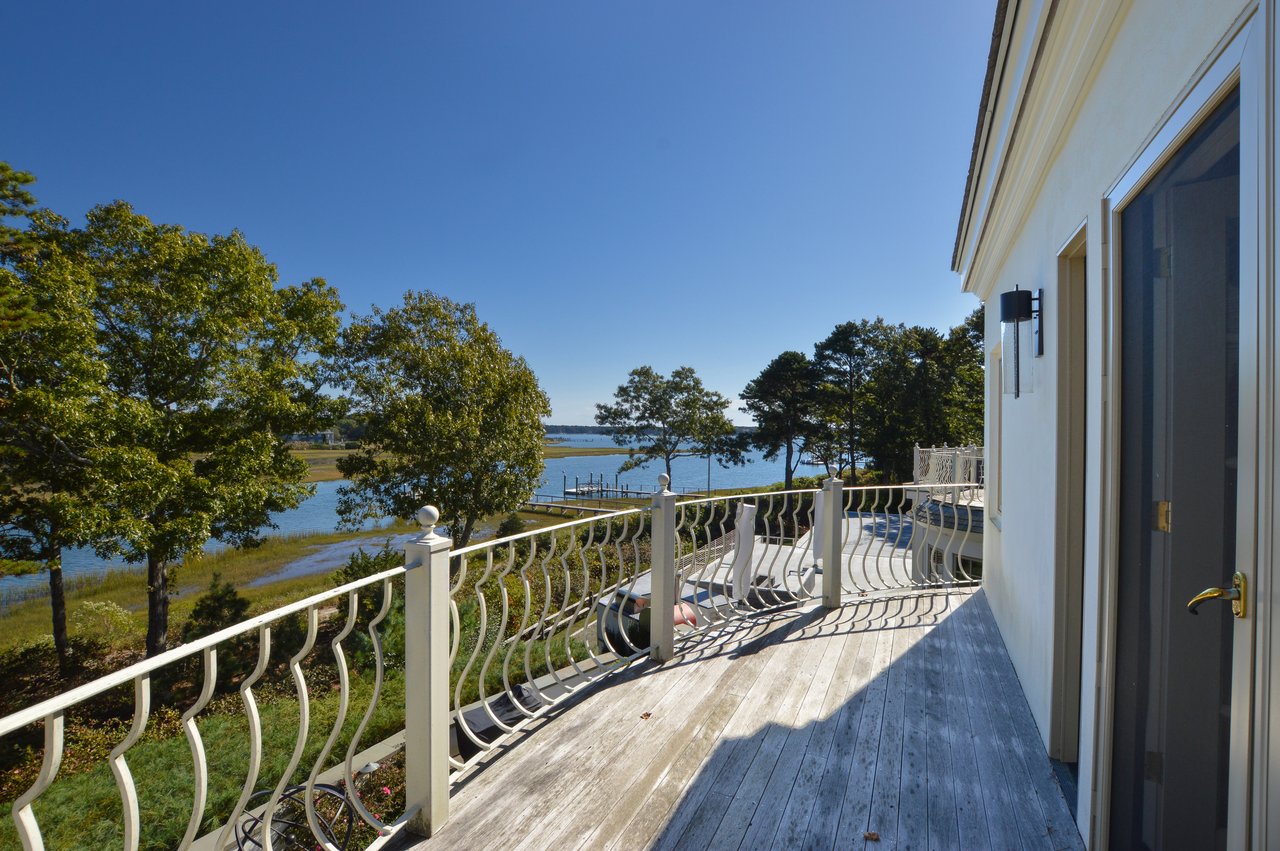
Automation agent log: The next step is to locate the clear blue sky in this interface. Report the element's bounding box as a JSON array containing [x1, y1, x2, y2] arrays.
[[7, 2, 991, 424]]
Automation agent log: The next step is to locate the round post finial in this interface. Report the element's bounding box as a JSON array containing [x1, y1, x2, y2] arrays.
[[415, 505, 440, 535], [827, 465, 839, 481], [658, 473, 670, 492]]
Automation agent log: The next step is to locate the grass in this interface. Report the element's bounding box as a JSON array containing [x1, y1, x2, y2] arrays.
[[0, 524, 414, 657]]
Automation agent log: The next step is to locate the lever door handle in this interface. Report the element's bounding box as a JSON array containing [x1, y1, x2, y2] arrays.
[[1187, 572, 1246, 619]]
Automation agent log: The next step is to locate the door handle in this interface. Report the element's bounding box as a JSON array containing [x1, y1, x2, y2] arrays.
[[1186, 571, 1247, 618]]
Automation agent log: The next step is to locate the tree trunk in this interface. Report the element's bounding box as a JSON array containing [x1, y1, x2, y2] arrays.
[[145, 553, 169, 658], [456, 517, 476, 549], [783, 440, 795, 491], [664, 456, 673, 488], [48, 549, 70, 676]]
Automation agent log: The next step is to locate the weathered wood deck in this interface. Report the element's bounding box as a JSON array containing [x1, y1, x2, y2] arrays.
[[398, 589, 1082, 851]]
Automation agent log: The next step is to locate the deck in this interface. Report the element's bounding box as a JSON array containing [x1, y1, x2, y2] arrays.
[[397, 588, 1082, 851]]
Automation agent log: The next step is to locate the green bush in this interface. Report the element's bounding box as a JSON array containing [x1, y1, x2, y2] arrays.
[[181, 573, 251, 642], [71, 601, 136, 646], [495, 513, 525, 539]]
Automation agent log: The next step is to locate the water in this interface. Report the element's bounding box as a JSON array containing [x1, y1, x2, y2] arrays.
[[1, 435, 820, 603], [541, 433, 824, 496]]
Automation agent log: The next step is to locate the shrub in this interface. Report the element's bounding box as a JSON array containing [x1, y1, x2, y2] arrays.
[[71, 601, 136, 645], [495, 513, 525, 539], [181, 573, 251, 642]]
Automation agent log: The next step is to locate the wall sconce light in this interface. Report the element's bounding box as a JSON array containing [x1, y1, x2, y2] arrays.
[[999, 286, 1042, 398]]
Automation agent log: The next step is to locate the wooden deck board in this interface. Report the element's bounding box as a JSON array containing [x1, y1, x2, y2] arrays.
[[402, 589, 1083, 851]]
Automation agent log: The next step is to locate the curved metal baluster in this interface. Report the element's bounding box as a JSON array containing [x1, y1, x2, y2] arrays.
[[345, 578, 397, 832], [892, 487, 915, 587], [558, 521, 596, 681], [502, 540, 541, 721], [261, 607, 318, 851], [109, 674, 151, 851], [711, 500, 738, 617], [305, 592, 360, 848], [11, 711, 63, 851], [526, 533, 560, 704], [215, 626, 272, 851], [841, 487, 864, 593], [476, 546, 519, 735], [748, 495, 778, 607], [869, 488, 891, 590], [677, 503, 705, 624], [454, 551, 495, 755], [603, 514, 642, 658], [179, 648, 218, 849], [758, 493, 788, 605], [579, 518, 616, 667], [627, 514, 651, 651], [955, 487, 977, 583], [540, 537, 574, 691]]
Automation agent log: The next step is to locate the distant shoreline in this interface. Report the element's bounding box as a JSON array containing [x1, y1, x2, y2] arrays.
[[294, 443, 628, 483]]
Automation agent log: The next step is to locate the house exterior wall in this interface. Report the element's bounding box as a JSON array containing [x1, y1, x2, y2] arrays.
[[954, 0, 1256, 843]]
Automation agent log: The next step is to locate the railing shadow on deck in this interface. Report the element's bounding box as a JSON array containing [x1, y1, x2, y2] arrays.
[[641, 590, 1086, 851]]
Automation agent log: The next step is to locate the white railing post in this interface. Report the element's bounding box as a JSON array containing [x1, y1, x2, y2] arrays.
[[650, 474, 677, 662], [404, 505, 452, 837], [822, 468, 844, 609]]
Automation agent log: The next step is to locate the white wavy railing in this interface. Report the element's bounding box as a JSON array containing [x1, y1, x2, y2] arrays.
[[0, 476, 983, 849], [914, 444, 985, 486]]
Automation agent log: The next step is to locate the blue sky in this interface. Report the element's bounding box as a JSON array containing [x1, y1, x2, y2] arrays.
[[7, 2, 991, 424]]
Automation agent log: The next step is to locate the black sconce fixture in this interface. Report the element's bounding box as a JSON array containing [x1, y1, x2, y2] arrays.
[[999, 286, 1042, 398]]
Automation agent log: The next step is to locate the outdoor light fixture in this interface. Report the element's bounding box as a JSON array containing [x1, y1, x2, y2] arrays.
[[999, 286, 1042, 398]]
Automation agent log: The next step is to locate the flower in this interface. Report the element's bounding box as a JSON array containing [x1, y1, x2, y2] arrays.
[[382, 786, 392, 796]]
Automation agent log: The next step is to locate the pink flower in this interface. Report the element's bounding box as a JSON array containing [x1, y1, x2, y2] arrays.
[[382, 786, 392, 796]]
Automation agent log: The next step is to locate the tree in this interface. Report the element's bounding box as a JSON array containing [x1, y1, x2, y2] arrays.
[[740, 351, 818, 491], [334, 291, 550, 549], [595, 366, 737, 486], [0, 201, 118, 673], [943, 307, 985, 443], [66, 202, 343, 657], [813, 319, 896, 472], [858, 325, 951, 481]]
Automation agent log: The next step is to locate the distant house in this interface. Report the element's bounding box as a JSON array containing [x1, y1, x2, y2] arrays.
[[954, 1, 1277, 847], [282, 430, 336, 446]]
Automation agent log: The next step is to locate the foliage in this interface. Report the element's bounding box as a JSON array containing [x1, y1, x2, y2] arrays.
[[181, 573, 251, 642], [495, 512, 525, 539], [740, 351, 819, 490], [943, 307, 985, 443], [813, 318, 897, 473], [0, 170, 120, 674], [594, 365, 739, 486], [806, 309, 985, 483], [333, 291, 551, 548], [71, 601, 136, 645], [39, 201, 345, 657]]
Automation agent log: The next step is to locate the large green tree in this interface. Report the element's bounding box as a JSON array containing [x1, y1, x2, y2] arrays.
[[334, 291, 550, 548], [63, 202, 343, 657], [813, 318, 896, 472], [0, 172, 121, 673], [943, 306, 985, 444], [595, 365, 737, 487], [740, 351, 818, 491]]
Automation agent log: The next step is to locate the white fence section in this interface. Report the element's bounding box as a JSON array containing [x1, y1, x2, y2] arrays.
[[913, 444, 985, 486], [0, 475, 983, 850]]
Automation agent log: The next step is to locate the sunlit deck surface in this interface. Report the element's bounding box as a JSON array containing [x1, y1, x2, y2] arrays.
[[398, 588, 1082, 851]]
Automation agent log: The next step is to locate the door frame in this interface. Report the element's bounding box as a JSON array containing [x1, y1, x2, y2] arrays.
[[1052, 222, 1087, 767], [1094, 11, 1263, 849]]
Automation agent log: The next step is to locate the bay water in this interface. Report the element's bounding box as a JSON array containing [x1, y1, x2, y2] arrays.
[[0, 434, 821, 604]]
